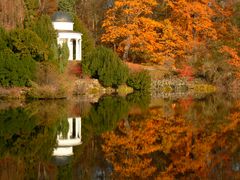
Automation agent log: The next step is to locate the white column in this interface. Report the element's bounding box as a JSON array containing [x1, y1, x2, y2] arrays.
[[79, 39, 82, 61], [57, 37, 60, 45], [76, 38, 80, 61], [68, 118, 73, 139], [77, 117, 81, 140], [68, 39, 73, 60]]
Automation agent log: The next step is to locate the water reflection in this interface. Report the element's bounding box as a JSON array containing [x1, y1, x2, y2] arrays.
[[0, 93, 239, 179], [101, 94, 240, 179], [74, 94, 150, 179]]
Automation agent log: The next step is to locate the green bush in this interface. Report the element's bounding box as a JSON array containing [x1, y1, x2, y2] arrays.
[[0, 49, 36, 87], [127, 71, 151, 92], [82, 46, 129, 87], [8, 28, 49, 62]]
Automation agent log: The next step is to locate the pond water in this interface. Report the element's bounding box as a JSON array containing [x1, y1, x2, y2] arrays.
[[0, 92, 239, 179]]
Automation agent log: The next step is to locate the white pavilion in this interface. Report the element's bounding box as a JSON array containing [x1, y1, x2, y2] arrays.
[[53, 117, 82, 157], [52, 12, 82, 61]]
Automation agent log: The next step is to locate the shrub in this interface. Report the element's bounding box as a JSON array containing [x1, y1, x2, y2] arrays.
[[0, 49, 36, 87], [82, 46, 129, 87], [127, 71, 151, 92], [27, 83, 67, 99]]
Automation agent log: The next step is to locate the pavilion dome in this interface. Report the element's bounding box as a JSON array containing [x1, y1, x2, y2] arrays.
[[52, 11, 73, 22]]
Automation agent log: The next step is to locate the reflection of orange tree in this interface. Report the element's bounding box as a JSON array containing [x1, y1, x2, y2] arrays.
[[102, 108, 240, 179], [102, 119, 160, 179]]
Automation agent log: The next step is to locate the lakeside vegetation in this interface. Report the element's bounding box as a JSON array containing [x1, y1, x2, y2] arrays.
[[0, 0, 239, 98]]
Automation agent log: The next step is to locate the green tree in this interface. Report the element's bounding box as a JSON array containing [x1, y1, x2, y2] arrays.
[[58, 42, 69, 73], [31, 15, 57, 48], [73, 15, 95, 60], [58, 0, 76, 17], [31, 15, 60, 63], [8, 28, 49, 62]]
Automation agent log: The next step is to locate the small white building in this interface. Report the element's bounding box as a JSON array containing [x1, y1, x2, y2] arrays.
[[53, 117, 82, 156], [52, 12, 82, 61]]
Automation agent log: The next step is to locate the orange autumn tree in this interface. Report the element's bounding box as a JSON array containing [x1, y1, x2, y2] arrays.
[[101, 0, 159, 62], [221, 44, 240, 78], [101, 0, 185, 64], [166, 0, 218, 52]]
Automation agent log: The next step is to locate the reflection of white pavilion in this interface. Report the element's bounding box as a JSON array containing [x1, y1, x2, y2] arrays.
[[53, 117, 82, 156], [52, 12, 82, 61]]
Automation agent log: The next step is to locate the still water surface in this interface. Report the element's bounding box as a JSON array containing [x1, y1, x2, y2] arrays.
[[0, 92, 239, 179]]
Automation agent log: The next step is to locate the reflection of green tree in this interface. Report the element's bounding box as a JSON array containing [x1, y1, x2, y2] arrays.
[[57, 118, 69, 139], [0, 100, 69, 179], [83, 96, 129, 136], [82, 92, 151, 136], [126, 91, 151, 110], [0, 107, 58, 178], [57, 157, 73, 180]]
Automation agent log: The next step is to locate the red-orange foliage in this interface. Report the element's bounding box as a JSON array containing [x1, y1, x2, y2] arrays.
[[177, 64, 194, 80]]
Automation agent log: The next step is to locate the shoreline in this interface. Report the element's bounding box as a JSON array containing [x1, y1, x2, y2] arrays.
[[0, 77, 217, 101]]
